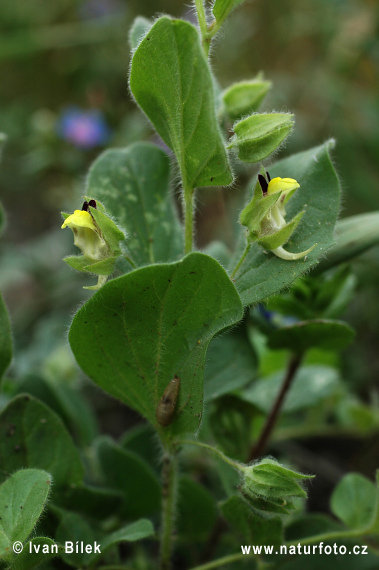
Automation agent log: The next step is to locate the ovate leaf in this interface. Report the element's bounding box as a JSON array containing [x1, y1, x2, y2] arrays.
[[331, 473, 377, 531], [69, 253, 243, 436], [130, 17, 232, 188], [0, 395, 84, 490], [0, 469, 51, 546], [234, 141, 340, 306], [86, 143, 183, 267]]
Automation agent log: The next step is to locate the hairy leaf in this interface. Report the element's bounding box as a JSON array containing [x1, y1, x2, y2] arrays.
[[0, 395, 84, 490], [0, 469, 51, 547], [86, 143, 183, 266], [69, 253, 243, 436], [130, 17, 232, 188]]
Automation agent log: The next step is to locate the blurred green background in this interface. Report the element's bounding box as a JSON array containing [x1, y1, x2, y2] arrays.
[[0, 0, 378, 477]]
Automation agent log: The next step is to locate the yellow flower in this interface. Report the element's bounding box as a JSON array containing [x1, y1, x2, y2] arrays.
[[240, 172, 316, 261], [267, 177, 300, 196], [61, 209, 109, 261]]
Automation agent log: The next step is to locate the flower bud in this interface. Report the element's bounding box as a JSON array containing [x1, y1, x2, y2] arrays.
[[239, 458, 314, 513], [228, 113, 294, 163], [222, 76, 272, 120]]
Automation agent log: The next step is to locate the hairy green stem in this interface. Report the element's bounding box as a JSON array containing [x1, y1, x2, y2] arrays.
[[160, 452, 178, 570], [249, 353, 303, 461], [194, 0, 211, 57], [230, 243, 251, 279], [184, 189, 195, 254], [177, 439, 241, 471]]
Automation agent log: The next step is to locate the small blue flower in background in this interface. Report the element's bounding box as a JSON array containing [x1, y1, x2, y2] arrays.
[[57, 107, 111, 149], [79, 0, 125, 20]]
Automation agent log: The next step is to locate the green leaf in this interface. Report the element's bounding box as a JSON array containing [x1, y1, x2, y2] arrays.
[[17, 374, 98, 447], [212, 0, 246, 25], [177, 476, 217, 541], [96, 437, 161, 518], [129, 16, 151, 50], [228, 113, 294, 163], [55, 485, 123, 520], [0, 292, 12, 380], [0, 469, 51, 546], [222, 78, 272, 121], [221, 495, 282, 545], [234, 141, 341, 306], [129, 17, 233, 189], [331, 473, 377, 531], [238, 365, 340, 414], [55, 511, 96, 567], [63, 255, 89, 273], [121, 424, 159, 473], [0, 395, 84, 490], [91, 519, 154, 563], [314, 212, 379, 274], [285, 513, 343, 542], [10, 537, 58, 569], [69, 253, 243, 435], [204, 326, 257, 402], [86, 143, 183, 267], [267, 319, 355, 353]]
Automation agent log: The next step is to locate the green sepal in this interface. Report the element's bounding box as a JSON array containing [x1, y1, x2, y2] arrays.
[[258, 210, 305, 250], [89, 206, 125, 255], [63, 255, 90, 273], [229, 113, 294, 163], [242, 459, 314, 501], [84, 256, 117, 276], [240, 490, 296, 515], [239, 181, 280, 240], [222, 77, 272, 120]]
